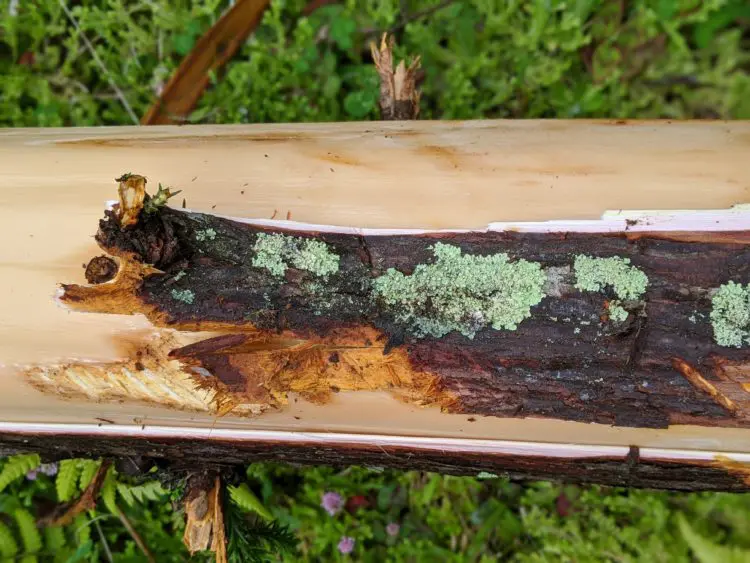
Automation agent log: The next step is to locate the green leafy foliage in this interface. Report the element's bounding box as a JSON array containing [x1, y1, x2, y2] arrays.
[[225, 494, 297, 563], [3, 0, 749, 127], [42, 525, 66, 552], [0, 455, 214, 562], [228, 483, 273, 521], [116, 479, 167, 506], [55, 459, 82, 502], [0, 519, 19, 557], [678, 513, 750, 563], [13, 508, 42, 555], [77, 459, 101, 491], [0, 454, 40, 493], [100, 467, 118, 515]]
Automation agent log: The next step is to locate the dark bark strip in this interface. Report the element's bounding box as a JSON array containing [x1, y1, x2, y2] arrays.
[[0, 433, 748, 492], [64, 205, 750, 430]]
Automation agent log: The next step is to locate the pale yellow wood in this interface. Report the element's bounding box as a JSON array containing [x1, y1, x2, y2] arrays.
[[1, 120, 750, 453]]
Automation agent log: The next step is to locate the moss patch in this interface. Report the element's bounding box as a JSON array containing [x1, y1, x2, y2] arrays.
[[710, 281, 750, 348], [372, 243, 546, 338], [252, 233, 340, 279]]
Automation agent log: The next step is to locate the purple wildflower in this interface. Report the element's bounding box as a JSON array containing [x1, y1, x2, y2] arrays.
[[321, 492, 343, 516], [40, 463, 58, 476], [25, 469, 38, 481], [386, 522, 400, 537], [337, 536, 355, 554]]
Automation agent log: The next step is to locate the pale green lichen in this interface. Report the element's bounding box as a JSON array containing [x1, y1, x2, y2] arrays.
[[252, 233, 339, 278], [476, 471, 499, 480], [573, 255, 648, 300], [607, 301, 629, 323], [170, 288, 195, 305], [172, 270, 186, 282], [372, 243, 546, 339], [195, 228, 216, 242], [710, 281, 750, 347]]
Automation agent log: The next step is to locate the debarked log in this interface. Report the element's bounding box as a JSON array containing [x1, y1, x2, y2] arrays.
[[4, 121, 750, 491]]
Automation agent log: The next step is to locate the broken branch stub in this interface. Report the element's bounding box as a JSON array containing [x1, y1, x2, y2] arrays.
[[36, 177, 750, 433], [183, 472, 227, 562], [371, 33, 421, 120]]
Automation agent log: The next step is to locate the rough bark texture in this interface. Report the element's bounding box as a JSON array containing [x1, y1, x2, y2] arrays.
[[54, 201, 750, 431], [0, 433, 748, 492]]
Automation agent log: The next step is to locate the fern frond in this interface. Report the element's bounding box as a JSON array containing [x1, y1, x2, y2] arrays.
[[228, 484, 273, 521], [242, 519, 297, 553], [56, 460, 82, 502], [0, 519, 19, 557], [117, 480, 166, 506], [101, 469, 118, 514], [66, 540, 95, 563], [678, 513, 750, 563], [43, 525, 67, 552], [78, 459, 101, 491], [225, 495, 296, 563], [14, 508, 42, 554], [245, 464, 268, 480], [72, 513, 90, 545], [0, 453, 40, 493], [116, 482, 134, 506]]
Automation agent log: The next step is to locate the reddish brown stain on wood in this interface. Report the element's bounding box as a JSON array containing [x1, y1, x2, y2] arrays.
[[318, 151, 361, 167], [58, 132, 313, 148], [415, 144, 464, 169]]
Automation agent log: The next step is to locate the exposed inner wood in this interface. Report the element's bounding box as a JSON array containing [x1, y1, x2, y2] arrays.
[[32, 196, 750, 430]]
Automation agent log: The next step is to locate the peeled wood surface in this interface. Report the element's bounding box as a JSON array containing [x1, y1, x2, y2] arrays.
[[3, 121, 750, 481]]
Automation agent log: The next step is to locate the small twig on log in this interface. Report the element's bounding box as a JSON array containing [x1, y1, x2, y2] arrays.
[[38, 460, 112, 527], [116, 506, 156, 563], [370, 33, 421, 120]]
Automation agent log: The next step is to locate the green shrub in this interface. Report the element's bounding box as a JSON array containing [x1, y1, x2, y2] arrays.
[[2, 0, 749, 127]]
